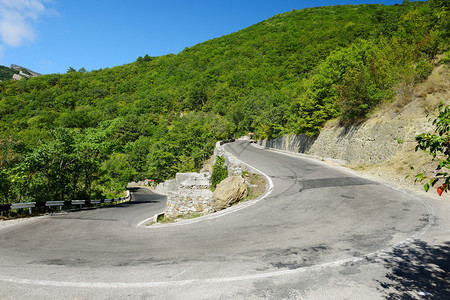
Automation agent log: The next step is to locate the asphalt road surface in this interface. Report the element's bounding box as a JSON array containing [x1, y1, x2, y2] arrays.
[[1, 140, 449, 299]]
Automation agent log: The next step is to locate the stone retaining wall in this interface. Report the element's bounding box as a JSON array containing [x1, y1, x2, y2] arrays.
[[257, 135, 316, 155], [156, 141, 245, 219], [214, 141, 244, 176], [155, 178, 178, 195], [163, 173, 213, 219]]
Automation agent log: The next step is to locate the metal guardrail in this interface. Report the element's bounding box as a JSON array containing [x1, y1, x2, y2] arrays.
[[0, 190, 131, 212]]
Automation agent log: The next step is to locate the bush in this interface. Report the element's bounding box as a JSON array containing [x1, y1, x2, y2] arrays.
[[441, 51, 450, 64], [210, 156, 228, 189], [414, 59, 433, 83]]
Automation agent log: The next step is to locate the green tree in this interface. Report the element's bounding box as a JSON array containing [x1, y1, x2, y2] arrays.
[[101, 153, 136, 193], [125, 136, 152, 180], [210, 156, 228, 189], [74, 129, 108, 200], [0, 138, 23, 204], [429, 0, 450, 49]]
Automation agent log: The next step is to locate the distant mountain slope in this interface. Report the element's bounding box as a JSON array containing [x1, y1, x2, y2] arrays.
[[0, 64, 41, 81], [9, 64, 42, 77]]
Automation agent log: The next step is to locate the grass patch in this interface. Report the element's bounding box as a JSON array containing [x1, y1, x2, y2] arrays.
[[157, 213, 165, 223], [243, 172, 267, 201], [156, 212, 204, 224]]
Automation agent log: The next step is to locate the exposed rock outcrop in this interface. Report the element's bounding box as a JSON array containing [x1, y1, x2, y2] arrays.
[[212, 176, 247, 211]]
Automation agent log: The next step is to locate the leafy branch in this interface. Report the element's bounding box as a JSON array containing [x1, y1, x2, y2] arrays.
[[415, 103, 450, 196]]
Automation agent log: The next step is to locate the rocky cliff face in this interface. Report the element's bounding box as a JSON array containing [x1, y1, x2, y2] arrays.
[[308, 103, 434, 166], [258, 100, 434, 166]]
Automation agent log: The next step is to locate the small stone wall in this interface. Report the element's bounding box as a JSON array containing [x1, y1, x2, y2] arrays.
[[163, 173, 214, 219], [166, 189, 213, 218], [257, 134, 316, 155], [155, 178, 178, 195], [157, 141, 245, 219], [214, 141, 244, 176]]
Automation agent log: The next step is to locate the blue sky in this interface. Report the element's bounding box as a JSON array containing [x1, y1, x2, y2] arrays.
[[0, 0, 402, 75]]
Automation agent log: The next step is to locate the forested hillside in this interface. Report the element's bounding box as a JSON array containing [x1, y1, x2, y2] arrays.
[[0, 66, 18, 81], [0, 1, 448, 207]]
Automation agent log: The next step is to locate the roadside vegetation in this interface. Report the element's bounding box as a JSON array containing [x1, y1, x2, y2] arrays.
[[0, 0, 448, 211], [243, 171, 267, 201], [155, 212, 204, 225], [210, 156, 228, 190]]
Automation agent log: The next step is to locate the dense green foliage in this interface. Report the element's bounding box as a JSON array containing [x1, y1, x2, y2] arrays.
[[211, 156, 228, 189], [0, 1, 448, 206], [0, 66, 18, 81]]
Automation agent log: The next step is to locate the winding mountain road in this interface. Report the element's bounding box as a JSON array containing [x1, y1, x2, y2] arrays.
[[1, 140, 449, 299]]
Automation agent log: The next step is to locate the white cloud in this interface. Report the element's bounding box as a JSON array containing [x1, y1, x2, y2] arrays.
[[0, 0, 50, 47]]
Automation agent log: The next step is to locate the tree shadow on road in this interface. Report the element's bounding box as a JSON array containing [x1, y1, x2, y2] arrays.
[[377, 240, 450, 299]]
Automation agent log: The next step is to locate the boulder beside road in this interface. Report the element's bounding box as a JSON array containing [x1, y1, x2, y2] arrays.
[[212, 176, 247, 211]]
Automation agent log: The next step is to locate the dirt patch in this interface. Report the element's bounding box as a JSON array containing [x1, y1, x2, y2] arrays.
[[199, 155, 214, 173]]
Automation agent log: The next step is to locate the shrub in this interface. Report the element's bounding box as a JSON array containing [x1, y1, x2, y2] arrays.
[[210, 156, 228, 189], [414, 59, 434, 83]]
